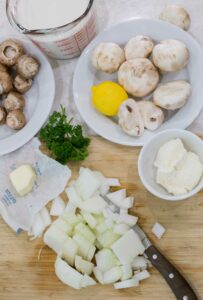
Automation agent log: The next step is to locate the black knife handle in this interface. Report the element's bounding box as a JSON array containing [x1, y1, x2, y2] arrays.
[[145, 245, 198, 300]]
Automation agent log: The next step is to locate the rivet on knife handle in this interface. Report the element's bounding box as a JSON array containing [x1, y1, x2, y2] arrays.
[[145, 245, 198, 300]]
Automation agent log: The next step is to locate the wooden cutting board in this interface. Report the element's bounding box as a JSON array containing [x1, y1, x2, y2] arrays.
[[1, 136, 203, 300]]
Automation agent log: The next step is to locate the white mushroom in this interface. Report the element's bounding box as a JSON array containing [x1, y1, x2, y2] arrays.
[[153, 80, 192, 110], [118, 58, 159, 97], [125, 36, 154, 60], [159, 5, 191, 31], [6, 110, 26, 130], [152, 39, 189, 72], [118, 98, 144, 137], [137, 101, 164, 131], [92, 42, 125, 73]]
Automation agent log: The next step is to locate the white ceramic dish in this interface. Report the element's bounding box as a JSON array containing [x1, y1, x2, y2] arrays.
[[73, 18, 203, 146], [0, 36, 55, 156], [138, 129, 203, 201]]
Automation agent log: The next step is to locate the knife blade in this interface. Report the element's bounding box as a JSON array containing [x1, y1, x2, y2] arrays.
[[103, 196, 197, 299]]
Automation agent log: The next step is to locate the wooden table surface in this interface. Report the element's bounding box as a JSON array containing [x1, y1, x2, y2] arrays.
[[1, 137, 203, 300]]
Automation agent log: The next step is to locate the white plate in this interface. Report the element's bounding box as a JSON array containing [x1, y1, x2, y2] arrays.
[[73, 18, 203, 146], [0, 36, 55, 155]]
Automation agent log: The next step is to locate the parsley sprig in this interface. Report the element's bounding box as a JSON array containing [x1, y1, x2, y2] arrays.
[[39, 106, 90, 164]]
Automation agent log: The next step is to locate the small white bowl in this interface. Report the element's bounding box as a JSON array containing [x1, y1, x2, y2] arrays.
[[138, 129, 203, 201]]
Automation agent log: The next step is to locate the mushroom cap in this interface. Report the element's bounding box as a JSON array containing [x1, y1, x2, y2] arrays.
[[17, 54, 40, 79], [0, 63, 7, 73], [152, 39, 189, 72], [153, 80, 192, 110], [160, 5, 191, 31], [138, 100, 164, 131], [92, 42, 125, 73], [14, 75, 32, 94], [0, 39, 25, 66], [118, 58, 159, 97], [6, 109, 26, 130], [125, 35, 154, 60], [118, 98, 144, 137], [0, 106, 7, 124], [0, 71, 13, 95], [4, 91, 25, 111]]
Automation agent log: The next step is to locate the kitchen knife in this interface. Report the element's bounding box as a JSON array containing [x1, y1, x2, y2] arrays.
[[103, 196, 197, 300], [133, 224, 198, 300]]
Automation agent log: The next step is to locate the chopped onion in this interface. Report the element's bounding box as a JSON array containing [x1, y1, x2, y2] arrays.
[[40, 207, 52, 228], [93, 267, 104, 284], [65, 202, 77, 213], [81, 274, 97, 287], [62, 212, 80, 226], [86, 245, 96, 262], [111, 230, 145, 264], [114, 277, 139, 289], [94, 221, 109, 236], [65, 186, 83, 207], [55, 255, 83, 289], [52, 218, 72, 235], [103, 266, 122, 284], [132, 256, 148, 270], [134, 270, 151, 281], [97, 230, 120, 248], [120, 208, 128, 215], [113, 223, 130, 235], [50, 196, 66, 216], [29, 213, 45, 240], [75, 256, 94, 275], [121, 197, 134, 209], [95, 249, 119, 273], [107, 178, 121, 187], [62, 237, 78, 266], [44, 226, 67, 254], [80, 211, 97, 229], [75, 168, 101, 199], [152, 222, 166, 239], [107, 189, 126, 207], [103, 207, 119, 222], [81, 195, 107, 214], [94, 171, 110, 196], [121, 264, 133, 281], [73, 232, 93, 260], [105, 218, 114, 228], [117, 214, 138, 227], [75, 223, 96, 244]]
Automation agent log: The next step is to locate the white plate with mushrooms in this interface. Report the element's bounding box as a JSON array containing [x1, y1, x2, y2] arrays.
[[73, 18, 203, 146], [0, 36, 55, 155]]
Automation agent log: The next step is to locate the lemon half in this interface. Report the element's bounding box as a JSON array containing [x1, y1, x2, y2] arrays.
[[92, 81, 128, 116]]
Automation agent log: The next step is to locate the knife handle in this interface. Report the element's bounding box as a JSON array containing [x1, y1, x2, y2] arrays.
[[145, 245, 198, 300]]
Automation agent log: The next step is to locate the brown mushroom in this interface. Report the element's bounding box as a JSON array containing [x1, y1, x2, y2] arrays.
[[0, 71, 13, 95], [17, 55, 40, 79], [6, 109, 26, 130], [14, 75, 32, 94], [0, 63, 7, 73], [0, 39, 25, 66], [0, 107, 7, 124], [4, 91, 25, 111]]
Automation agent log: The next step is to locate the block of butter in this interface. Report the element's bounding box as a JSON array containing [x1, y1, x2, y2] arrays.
[[9, 164, 37, 197]]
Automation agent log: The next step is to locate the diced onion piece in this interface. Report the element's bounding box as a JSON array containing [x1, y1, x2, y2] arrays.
[[75, 256, 94, 275], [121, 197, 134, 209], [134, 270, 151, 281], [93, 267, 104, 284], [50, 196, 66, 216], [120, 208, 128, 215], [103, 266, 122, 284], [87, 245, 96, 261], [62, 237, 78, 266], [65, 202, 77, 213], [111, 230, 145, 264], [81, 195, 107, 214], [94, 171, 110, 196], [81, 274, 97, 287], [95, 240, 102, 250], [132, 256, 148, 270], [73, 232, 93, 260], [62, 212, 80, 226], [75, 168, 101, 199], [44, 226, 67, 254], [152, 222, 166, 239], [113, 223, 130, 235], [114, 277, 139, 289], [103, 207, 119, 222], [52, 218, 72, 235], [29, 213, 45, 240], [109, 204, 118, 213], [105, 218, 114, 228], [117, 214, 138, 227], [121, 264, 133, 281], [95, 249, 120, 272], [40, 207, 52, 228], [55, 255, 83, 289], [97, 230, 120, 248], [80, 211, 97, 228], [107, 189, 126, 207], [94, 222, 109, 236], [107, 178, 121, 187], [75, 223, 96, 244], [65, 186, 83, 207]]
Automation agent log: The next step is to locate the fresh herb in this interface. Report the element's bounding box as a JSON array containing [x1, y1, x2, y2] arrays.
[[39, 106, 90, 164]]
